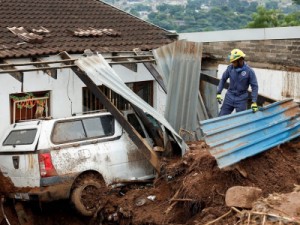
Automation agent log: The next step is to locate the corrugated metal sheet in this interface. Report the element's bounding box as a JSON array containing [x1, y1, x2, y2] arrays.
[[200, 99, 300, 168], [153, 40, 208, 141], [75, 54, 187, 153]]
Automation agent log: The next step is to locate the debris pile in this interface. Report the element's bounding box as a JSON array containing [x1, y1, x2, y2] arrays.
[[0, 140, 299, 225]]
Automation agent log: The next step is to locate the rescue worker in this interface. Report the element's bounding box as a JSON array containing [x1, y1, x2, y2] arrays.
[[217, 49, 259, 116]]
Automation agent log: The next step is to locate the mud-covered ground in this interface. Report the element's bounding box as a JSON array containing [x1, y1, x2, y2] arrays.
[[1, 140, 300, 225]]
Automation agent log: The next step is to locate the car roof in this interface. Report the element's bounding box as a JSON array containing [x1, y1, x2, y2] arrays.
[[11, 112, 113, 128]]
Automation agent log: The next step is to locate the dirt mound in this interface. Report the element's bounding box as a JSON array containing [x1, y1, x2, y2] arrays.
[[88, 140, 300, 225], [1, 140, 299, 225]]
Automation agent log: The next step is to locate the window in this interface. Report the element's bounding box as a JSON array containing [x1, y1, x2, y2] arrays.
[[52, 120, 86, 143], [83, 116, 114, 138], [51, 115, 115, 144], [3, 129, 37, 146], [82, 81, 153, 112], [127, 113, 146, 138], [10, 91, 50, 124]]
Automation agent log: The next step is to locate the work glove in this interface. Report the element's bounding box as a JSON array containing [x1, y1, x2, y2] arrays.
[[251, 102, 258, 113], [216, 94, 223, 104]]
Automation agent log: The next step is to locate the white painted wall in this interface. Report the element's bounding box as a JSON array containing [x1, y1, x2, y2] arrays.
[[153, 81, 167, 115], [179, 26, 300, 42], [0, 54, 167, 139]]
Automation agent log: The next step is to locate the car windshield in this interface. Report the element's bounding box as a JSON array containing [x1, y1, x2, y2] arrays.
[[3, 129, 37, 146]]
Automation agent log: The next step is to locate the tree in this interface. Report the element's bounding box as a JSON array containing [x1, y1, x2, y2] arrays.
[[131, 4, 151, 12], [246, 6, 300, 28], [281, 11, 300, 26], [248, 2, 259, 12], [292, 0, 300, 4], [266, 1, 278, 10], [246, 6, 282, 28], [156, 4, 168, 12], [129, 9, 139, 17]]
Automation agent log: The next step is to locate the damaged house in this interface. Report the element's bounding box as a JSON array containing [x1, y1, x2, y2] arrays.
[[0, 0, 189, 216], [0, 0, 179, 136]]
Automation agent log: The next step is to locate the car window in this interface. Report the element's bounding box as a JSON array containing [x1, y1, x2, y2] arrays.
[[146, 114, 160, 128], [52, 115, 115, 144], [83, 115, 114, 138], [52, 120, 86, 143], [127, 114, 146, 138], [3, 129, 37, 146]]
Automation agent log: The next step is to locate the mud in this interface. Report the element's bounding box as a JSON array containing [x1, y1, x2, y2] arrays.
[[0, 171, 32, 194], [0, 140, 299, 225]]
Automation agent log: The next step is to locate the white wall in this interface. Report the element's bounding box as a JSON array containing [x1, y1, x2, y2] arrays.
[[0, 54, 167, 139], [153, 82, 167, 115], [179, 26, 300, 42]]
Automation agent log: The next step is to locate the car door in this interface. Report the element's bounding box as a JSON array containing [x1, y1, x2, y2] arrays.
[[49, 114, 122, 182], [106, 111, 154, 180], [0, 121, 42, 191]]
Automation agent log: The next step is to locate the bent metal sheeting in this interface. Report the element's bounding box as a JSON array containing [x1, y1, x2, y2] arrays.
[[200, 99, 300, 168], [153, 40, 208, 141], [75, 54, 187, 154]]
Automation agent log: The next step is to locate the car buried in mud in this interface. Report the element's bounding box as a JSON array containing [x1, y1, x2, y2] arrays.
[[0, 111, 157, 216]]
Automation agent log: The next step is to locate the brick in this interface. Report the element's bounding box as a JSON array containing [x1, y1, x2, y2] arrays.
[[292, 50, 300, 55]]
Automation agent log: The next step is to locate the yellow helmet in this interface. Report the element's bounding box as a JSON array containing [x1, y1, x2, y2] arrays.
[[228, 49, 246, 63]]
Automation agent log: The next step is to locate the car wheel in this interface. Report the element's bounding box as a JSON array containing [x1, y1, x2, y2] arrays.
[[71, 177, 106, 216]]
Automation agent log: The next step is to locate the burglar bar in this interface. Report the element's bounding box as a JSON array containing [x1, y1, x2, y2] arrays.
[[13, 96, 49, 124]]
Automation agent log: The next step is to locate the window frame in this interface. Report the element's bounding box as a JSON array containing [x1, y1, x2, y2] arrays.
[[10, 91, 51, 124], [3, 128, 38, 146], [82, 81, 153, 112]]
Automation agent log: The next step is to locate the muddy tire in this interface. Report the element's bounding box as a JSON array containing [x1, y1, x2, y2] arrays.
[[71, 177, 106, 216]]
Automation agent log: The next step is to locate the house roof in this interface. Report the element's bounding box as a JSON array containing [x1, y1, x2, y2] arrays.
[[0, 0, 177, 59]]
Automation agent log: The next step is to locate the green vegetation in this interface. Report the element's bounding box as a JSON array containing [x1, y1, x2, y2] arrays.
[[246, 6, 300, 28], [103, 0, 300, 32]]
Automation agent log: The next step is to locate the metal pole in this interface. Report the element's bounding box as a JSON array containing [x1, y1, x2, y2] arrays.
[[1, 197, 11, 225], [0, 59, 156, 74], [0, 55, 154, 67]]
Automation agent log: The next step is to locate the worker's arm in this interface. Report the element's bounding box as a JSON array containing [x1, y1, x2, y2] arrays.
[[217, 68, 230, 94], [249, 68, 258, 103]]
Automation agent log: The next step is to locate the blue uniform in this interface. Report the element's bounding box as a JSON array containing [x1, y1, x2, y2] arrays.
[[217, 63, 258, 116]]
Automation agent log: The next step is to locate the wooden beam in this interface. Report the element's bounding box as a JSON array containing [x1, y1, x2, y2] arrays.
[[0, 65, 74, 74], [0, 60, 156, 74], [131, 105, 164, 148], [143, 62, 167, 93], [0, 60, 23, 82], [31, 58, 57, 79], [134, 48, 167, 93], [59, 51, 161, 173], [111, 52, 137, 72], [0, 55, 153, 68]]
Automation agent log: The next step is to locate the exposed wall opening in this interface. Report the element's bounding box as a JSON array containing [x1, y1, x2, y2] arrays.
[[10, 91, 51, 123], [82, 81, 153, 112]]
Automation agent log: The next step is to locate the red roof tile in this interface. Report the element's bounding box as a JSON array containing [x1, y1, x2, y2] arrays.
[[0, 0, 177, 59]]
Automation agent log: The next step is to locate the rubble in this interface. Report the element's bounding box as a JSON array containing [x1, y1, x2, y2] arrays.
[[0, 140, 299, 224], [225, 186, 262, 209]]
